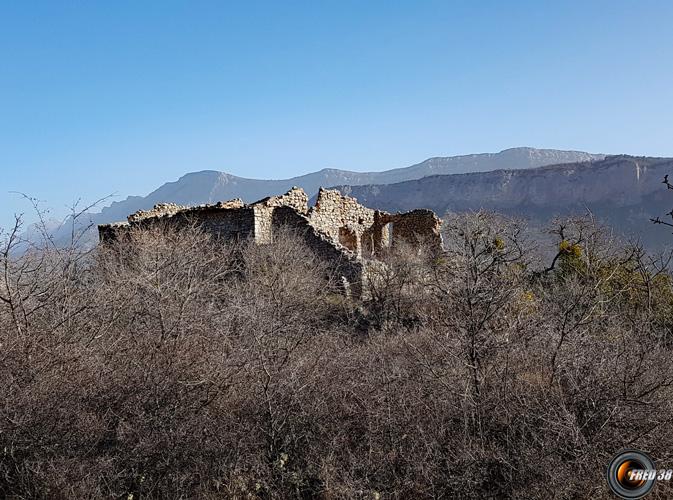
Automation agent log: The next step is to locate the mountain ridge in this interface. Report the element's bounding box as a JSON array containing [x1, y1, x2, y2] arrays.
[[55, 147, 600, 246], [329, 155, 673, 249]]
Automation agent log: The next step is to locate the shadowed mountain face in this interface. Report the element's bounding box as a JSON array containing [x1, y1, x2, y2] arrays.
[[49, 147, 601, 246], [331, 155, 673, 250]]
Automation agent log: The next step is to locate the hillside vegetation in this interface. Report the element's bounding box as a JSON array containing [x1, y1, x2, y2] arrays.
[[2, 213, 673, 498]]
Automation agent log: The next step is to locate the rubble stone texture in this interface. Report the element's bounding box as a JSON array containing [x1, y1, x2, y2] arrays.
[[98, 187, 443, 295]]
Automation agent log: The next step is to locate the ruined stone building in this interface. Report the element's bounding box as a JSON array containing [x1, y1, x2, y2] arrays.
[[98, 187, 442, 296]]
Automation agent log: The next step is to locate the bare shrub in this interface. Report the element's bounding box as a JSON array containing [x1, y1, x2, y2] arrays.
[[2, 211, 673, 498], [362, 240, 436, 331]]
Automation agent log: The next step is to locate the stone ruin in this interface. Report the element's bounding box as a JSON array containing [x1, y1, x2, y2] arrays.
[[98, 187, 443, 296]]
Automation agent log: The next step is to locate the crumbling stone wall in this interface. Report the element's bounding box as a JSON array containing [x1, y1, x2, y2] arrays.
[[252, 187, 308, 244], [99, 204, 256, 244], [307, 188, 379, 258], [378, 209, 443, 254], [303, 189, 444, 258], [98, 186, 443, 297], [98, 222, 131, 243], [127, 199, 245, 224], [192, 207, 256, 240], [268, 186, 309, 214]]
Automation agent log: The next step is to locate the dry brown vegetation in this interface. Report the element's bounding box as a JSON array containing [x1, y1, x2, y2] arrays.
[[2, 212, 673, 499]]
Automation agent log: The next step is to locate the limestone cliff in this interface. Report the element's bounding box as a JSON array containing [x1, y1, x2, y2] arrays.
[[332, 156, 673, 249]]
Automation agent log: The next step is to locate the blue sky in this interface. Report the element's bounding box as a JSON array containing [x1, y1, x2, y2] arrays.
[[1, 0, 673, 229]]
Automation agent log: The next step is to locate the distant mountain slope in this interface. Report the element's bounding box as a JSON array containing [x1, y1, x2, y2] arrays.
[[51, 147, 600, 245], [331, 155, 673, 249]]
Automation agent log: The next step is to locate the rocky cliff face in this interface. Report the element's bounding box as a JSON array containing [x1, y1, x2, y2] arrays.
[[332, 156, 673, 249]]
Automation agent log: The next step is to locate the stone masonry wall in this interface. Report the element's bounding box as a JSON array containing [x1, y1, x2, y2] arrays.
[[98, 186, 444, 297], [307, 188, 378, 257], [379, 209, 443, 254], [251, 187, 308, 244], [189, 208, 256, 240], [98, 204, 255, 243]]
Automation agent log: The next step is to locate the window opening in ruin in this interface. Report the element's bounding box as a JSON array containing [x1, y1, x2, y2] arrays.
[[362, 229, 375, 257], [338, 226, 358, 252]]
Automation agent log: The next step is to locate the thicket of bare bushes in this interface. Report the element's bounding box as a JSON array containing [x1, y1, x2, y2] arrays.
[[2, 212, 673, 499]]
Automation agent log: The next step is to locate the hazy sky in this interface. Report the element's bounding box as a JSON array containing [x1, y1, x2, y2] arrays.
[[2, 0, 673, 229]]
